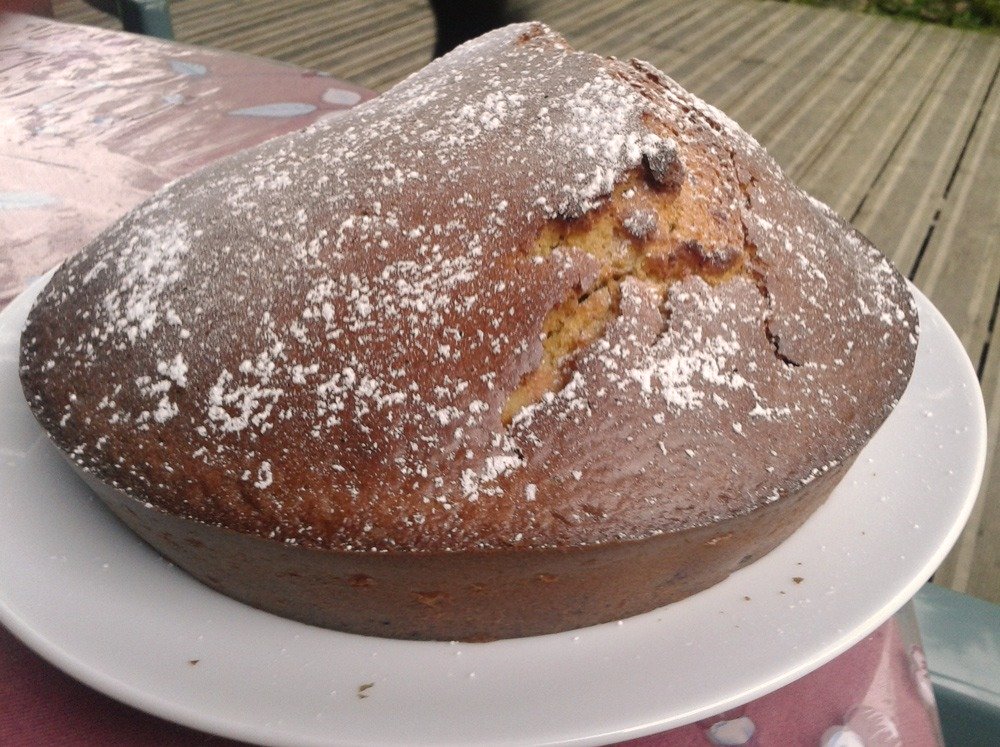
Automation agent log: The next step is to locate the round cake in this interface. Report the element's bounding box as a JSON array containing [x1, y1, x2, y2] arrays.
[[19, 24, 918, 640]]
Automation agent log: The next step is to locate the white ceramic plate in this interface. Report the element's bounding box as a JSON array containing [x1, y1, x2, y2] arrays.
[[0, 277, 986, 746]]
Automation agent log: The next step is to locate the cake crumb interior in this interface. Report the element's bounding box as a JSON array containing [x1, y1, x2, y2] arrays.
[[501, 164, 753, 423]]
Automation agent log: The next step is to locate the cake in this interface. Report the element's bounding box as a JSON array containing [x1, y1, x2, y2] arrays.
[[19, 24, 918, 640]]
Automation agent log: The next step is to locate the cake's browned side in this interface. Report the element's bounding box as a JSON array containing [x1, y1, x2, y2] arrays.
[[19, 23, 918, 640], [72, 455, 852, 640]]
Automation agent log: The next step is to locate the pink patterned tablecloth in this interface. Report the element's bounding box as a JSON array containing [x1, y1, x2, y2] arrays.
[[0, 12, 370, 309], [0, 14, 943, 746]]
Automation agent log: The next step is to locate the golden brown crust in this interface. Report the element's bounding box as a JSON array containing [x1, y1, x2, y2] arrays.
[[20, 24, 917, 638]]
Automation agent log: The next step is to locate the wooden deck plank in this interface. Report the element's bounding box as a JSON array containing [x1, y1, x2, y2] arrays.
[[174, 0, 394, 44], [186, 4, 428, 83], [639, 0, 784, 84], [520, 0, 647, 44], [965, 296, 1000, 603], [761, 21, 916, 180], [343, 0, 639, 90], [358, 0, 612, 91], [681, 3, 824, 107], [303, 8, 435, 80], [327, 19, 435, 91], [636, 2, 769, 79], [236, 6, 427, 66], [51, 0, 115, 28], [51, 0, 401, 57], [720, 13, 889, 155], [175, 1, 360, 46], [917, 55, 1000, 602], [575, 0, 728, 61], [685, 9, 918, 192], [852, 34, 1000, 272], [348, 0, 693, 93], [794, 24, 960, 216], [178, 1, 404, 54], [911, 68, 1000, 360], [937, 288, 999, 602], [660, 4, 816, 95]]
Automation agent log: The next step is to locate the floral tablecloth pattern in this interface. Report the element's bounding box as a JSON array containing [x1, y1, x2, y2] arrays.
[[0, 13, 370, 310]]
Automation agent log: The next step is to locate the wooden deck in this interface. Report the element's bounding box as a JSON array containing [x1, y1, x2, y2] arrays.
[[53, 0, 1000, 604]]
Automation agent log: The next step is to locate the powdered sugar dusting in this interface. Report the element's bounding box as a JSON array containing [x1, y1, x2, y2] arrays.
[[21, 23, 917, 553]]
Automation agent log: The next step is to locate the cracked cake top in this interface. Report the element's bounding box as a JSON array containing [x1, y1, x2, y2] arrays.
[[19, 23, 917, 553]]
